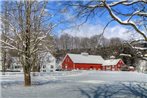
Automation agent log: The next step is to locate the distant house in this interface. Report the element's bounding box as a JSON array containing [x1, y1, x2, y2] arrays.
[[102, 59, 124, 71], [39, 52, 56, 72], [9, 57, 22, 72], [62, 53, 104, 70], [7, 52, 56, 72]]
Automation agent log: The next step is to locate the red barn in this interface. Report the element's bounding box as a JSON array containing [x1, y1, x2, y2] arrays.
[[102, 59, 124, 71], [62, 53, 104, 70]]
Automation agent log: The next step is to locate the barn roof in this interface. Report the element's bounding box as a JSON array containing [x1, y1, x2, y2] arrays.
[[103, 59, 122, 66], [67, 53, 104, 64]]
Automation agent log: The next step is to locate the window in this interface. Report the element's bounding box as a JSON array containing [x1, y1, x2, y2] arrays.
[[118, 64, 120, 67], [66, 58, 69, 62], [51, 65, 54, 68], [47, 57, 51, 62], [15, 65, 21, 69], [66, 58, 70, 62], [66, 58, 68, 62], [43, 65, 46, 68], [64, 64, 68, 68], [65, 65, 68, 69], [43, 70, 46, 72]]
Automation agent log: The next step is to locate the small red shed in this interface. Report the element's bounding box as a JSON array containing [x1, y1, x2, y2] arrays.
[[62, 53, 104, 70], [102, 59, 124, 71]]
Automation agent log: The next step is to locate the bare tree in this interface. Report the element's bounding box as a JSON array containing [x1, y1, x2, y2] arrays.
[[110, 38, 122, 47], [65, 0, 147, 71], [74, 37, 81, 49], [67, 0, 147, 40], [59, 33, 71, 50], [1, 1, 10, 75], [1, 1, 54, 86]]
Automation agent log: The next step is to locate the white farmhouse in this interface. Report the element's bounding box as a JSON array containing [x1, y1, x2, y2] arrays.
[[39, 52, 56, 72], [9, 57, 22, 72]]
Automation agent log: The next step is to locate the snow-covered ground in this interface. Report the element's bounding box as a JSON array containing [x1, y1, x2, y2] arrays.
[[1, 71, 147, 98]]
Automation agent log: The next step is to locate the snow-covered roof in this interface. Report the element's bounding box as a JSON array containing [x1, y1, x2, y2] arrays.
[[39, 52, 56, 61], [144, 54, 147, 57], [129, 66, 134, 69], [103, 59, 122, 66], [66, 53, 104, 64], [120, 53, 132, 57], [11, 57, 20, 63], [133, 47, 147, 50]]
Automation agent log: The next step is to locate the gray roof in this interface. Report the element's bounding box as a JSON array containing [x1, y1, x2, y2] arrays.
[[11, 57, 20, 63], [67, 53, 104, 64], [103, 59, 122, 66]]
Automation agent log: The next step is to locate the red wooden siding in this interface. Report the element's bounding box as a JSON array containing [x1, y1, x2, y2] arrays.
[[62, 55, 74, 70], [103, 60, 124, 71], [62, 55, 102, 70], [75, 63, 102, 70], [62, 54, 125, 71]]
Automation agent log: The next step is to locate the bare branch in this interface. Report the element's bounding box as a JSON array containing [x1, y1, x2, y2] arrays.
[[0, 40, 24, 52], [103, 1, 147, 41]]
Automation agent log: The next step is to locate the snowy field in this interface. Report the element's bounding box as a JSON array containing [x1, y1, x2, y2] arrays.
[[1, 71, 147, 98]]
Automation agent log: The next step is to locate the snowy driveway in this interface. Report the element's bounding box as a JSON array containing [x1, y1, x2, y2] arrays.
[[1, 71, 147, 98]]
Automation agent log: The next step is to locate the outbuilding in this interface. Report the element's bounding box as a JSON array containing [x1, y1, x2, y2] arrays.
[[102, 59, 124, 71], [62, 53, 104, 70]]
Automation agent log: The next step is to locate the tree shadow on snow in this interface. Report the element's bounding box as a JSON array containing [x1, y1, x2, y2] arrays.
[[32, 80, 66, 86], [1, 80, 65, 87], [76, 82, 147, 98]]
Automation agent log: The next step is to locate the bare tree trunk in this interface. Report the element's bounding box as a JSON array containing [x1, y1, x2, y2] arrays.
[[2, 51, 6, 75], [24, 66, 31, 86], [1, 1, 9, 75], [1, 1, 53, 86], [24, 0, 31, 86]]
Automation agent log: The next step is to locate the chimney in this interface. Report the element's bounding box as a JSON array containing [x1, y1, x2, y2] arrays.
[[81, 52, 89, 56], [110, 55, 115, 59]]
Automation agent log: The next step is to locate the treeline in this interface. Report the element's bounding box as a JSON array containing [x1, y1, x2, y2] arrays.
[[54, 33, 123, 50], [53, 33, 138, 67], [2, 32, 136, 69]]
